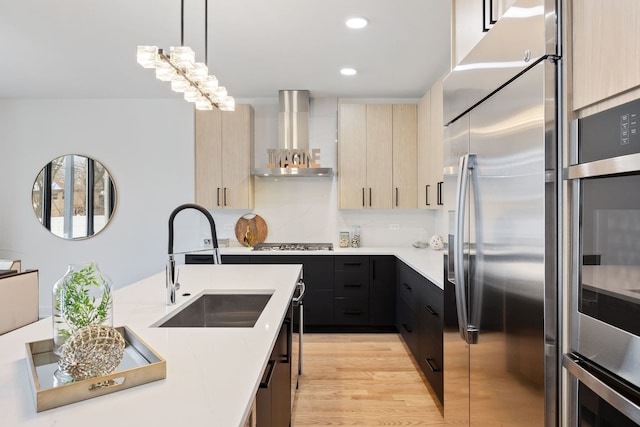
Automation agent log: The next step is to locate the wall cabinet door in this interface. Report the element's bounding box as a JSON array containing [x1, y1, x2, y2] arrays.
[[339, 104, 416, 209], [572, 0, 640, 110], [392, 104, 418, 208], [429, 78, 445, 208], [338, 104, 367, 209], [195, 105, 254, 209], [417, 77, 445, 209], [417, 90, 432, 208], [366, 104, 393, 209]]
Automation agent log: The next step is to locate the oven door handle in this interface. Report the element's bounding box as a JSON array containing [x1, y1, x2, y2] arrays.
[[564, 152, 640, 180], [563, 353, 640, 425], [293, 278, 305, 303]]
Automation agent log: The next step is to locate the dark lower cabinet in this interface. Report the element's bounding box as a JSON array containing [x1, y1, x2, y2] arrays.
[[370, 256, 396, 326], [256, 305, 292, 427], [396, 260, 444, 404]]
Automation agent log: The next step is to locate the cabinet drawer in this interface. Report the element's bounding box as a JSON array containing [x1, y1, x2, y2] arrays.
[[334, 297, 370, 325], [334, 270, 370, 298], [396, 273, 421, 312], [396, 299, 419, 357], [418, 348, 443, 404], [334, 255, 369, 272]]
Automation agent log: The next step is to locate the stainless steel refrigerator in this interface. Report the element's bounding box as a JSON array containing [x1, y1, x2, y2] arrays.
[[442, 0, 559, 425]]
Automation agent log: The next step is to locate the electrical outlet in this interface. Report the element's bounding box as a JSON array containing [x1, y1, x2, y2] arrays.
[[389, 224, 400, 231]]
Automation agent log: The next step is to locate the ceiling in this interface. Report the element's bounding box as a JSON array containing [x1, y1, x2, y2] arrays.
[[0, 0, 451, 100]]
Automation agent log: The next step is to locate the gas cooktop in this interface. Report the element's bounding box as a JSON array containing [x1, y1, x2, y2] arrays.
[[252, 243, 333, 251]]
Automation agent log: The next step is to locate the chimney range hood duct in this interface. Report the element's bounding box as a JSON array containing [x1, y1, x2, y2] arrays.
[[252, 90, 333, 177]]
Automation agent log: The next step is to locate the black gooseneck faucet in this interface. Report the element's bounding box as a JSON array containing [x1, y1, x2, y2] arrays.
[[167, 203, 220, 305]]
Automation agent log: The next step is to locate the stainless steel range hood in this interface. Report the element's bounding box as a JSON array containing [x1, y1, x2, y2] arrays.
[[252, 90, 334, 177]]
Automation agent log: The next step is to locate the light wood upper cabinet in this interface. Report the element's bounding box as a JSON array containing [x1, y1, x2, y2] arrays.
[[366, 104, 393, 209], [338, 104, 368, 209], [392, 104, 418, 209], [417, 78, 445, 210], [338, 103, 416, 209], [430, 78, 445, 208], [195, 104, 254, 210], [572, 0, 640, 110]]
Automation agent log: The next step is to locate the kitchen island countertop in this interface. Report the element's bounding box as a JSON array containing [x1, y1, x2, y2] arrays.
[[0, 264, 302, 427]]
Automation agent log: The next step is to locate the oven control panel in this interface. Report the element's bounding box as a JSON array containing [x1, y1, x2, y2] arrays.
[[579, 98, 640, 163]]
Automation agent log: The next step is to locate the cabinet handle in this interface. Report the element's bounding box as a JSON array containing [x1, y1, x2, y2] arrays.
[[425, 305, 438, 316], [437, 181, 444, 205], [344, 283, 362, 288], [369, 188, 372, 207], [403, 282, 412, 291], [426, 185, 431, 206], [372, 259, 376, 280], [425, 357, 441, 372], [402, 323, 413, 333], [216, 188, 221, 207], [259, 359, 276, 388], [395, 187, 399, 207], [343, 310, 362, 315], [223, 187, 228, 206], [362, 188, 365, 207], [284, 318, 292, 364]]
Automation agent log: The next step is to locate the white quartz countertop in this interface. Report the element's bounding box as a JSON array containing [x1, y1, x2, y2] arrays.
[[220, 246, 446, 289], [0, 264, 302, 427]]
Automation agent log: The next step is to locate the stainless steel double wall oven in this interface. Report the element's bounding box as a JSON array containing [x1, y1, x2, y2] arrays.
[[564, 98, 640, 425]]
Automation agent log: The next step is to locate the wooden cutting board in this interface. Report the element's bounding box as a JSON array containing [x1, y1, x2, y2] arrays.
[[234, 214, 268, 247]]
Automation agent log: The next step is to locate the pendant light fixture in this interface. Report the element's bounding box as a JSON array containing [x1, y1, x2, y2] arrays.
[[137, 0, 234, 111]]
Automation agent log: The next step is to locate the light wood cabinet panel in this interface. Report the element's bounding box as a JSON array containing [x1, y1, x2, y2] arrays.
[[430, 78, 445, 208], [572, 0, 640, 110], [417, 90, 432, 208], [338, 104, 367, 209], [366, 104, 393, 209], [392, 104, 417, 209], [339, 103, 417, 209], [195, 105, 255, 210]]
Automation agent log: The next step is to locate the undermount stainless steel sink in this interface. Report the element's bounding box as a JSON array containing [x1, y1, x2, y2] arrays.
[[154, 292, 273, 328]]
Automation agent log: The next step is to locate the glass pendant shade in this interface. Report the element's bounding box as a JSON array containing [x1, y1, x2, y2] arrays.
[[201, 76, 219, 94], [137, 46, 159, 68], [183, 87, 200, 102], [186, 63, 208, 83], [219, 96, 235, 111], [171, 78, 189, 93], [170, 46, 195, 68], [155, 61, 177, 82], [195, 97, 214, 110]]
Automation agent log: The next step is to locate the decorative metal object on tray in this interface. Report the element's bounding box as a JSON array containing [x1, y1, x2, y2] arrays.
[[57, 325, 125, 382], [25, 326, 166, 412]]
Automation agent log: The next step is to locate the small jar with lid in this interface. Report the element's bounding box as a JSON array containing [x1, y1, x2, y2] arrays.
[[339, 231, 350, 248], [351, 226, 361, 248]]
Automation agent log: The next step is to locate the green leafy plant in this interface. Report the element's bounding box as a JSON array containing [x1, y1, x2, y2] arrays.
[[54, 263, 112, 338]]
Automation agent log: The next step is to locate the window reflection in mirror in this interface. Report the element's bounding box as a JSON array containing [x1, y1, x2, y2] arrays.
[[32, 155, 116, 239]]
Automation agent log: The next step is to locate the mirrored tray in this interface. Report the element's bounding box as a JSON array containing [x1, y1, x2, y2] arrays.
[[25, 326, 166, 412]]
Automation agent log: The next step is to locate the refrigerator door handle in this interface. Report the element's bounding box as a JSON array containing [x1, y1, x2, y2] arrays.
[[454, 153, 475, 344]]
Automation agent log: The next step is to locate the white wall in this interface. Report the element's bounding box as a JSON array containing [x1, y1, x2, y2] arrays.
[[0, 99, 198, 316], [0, 97, 448, 317]]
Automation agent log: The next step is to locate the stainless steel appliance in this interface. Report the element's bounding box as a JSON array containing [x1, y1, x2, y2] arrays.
[[252, 243, 333, 251], [291, 276, 305, 410], [563, 98, 640, 425], [442, 0, 559, 425]]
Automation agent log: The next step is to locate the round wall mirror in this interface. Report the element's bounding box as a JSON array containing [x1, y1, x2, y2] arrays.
[[32, 155, 117, 239]]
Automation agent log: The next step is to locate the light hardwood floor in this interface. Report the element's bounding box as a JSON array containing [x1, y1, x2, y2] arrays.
[[291, 333, 445, 426]]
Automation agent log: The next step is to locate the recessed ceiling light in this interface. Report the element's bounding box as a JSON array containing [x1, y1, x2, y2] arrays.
[[346, 17, 368, 29], [340, 68, 357, 76]]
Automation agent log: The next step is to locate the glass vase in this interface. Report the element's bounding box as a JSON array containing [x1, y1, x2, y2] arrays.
[[52, 263, 113, 356]]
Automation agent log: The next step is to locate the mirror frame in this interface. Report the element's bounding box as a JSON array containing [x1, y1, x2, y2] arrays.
[[32, 154, 117, 240]]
